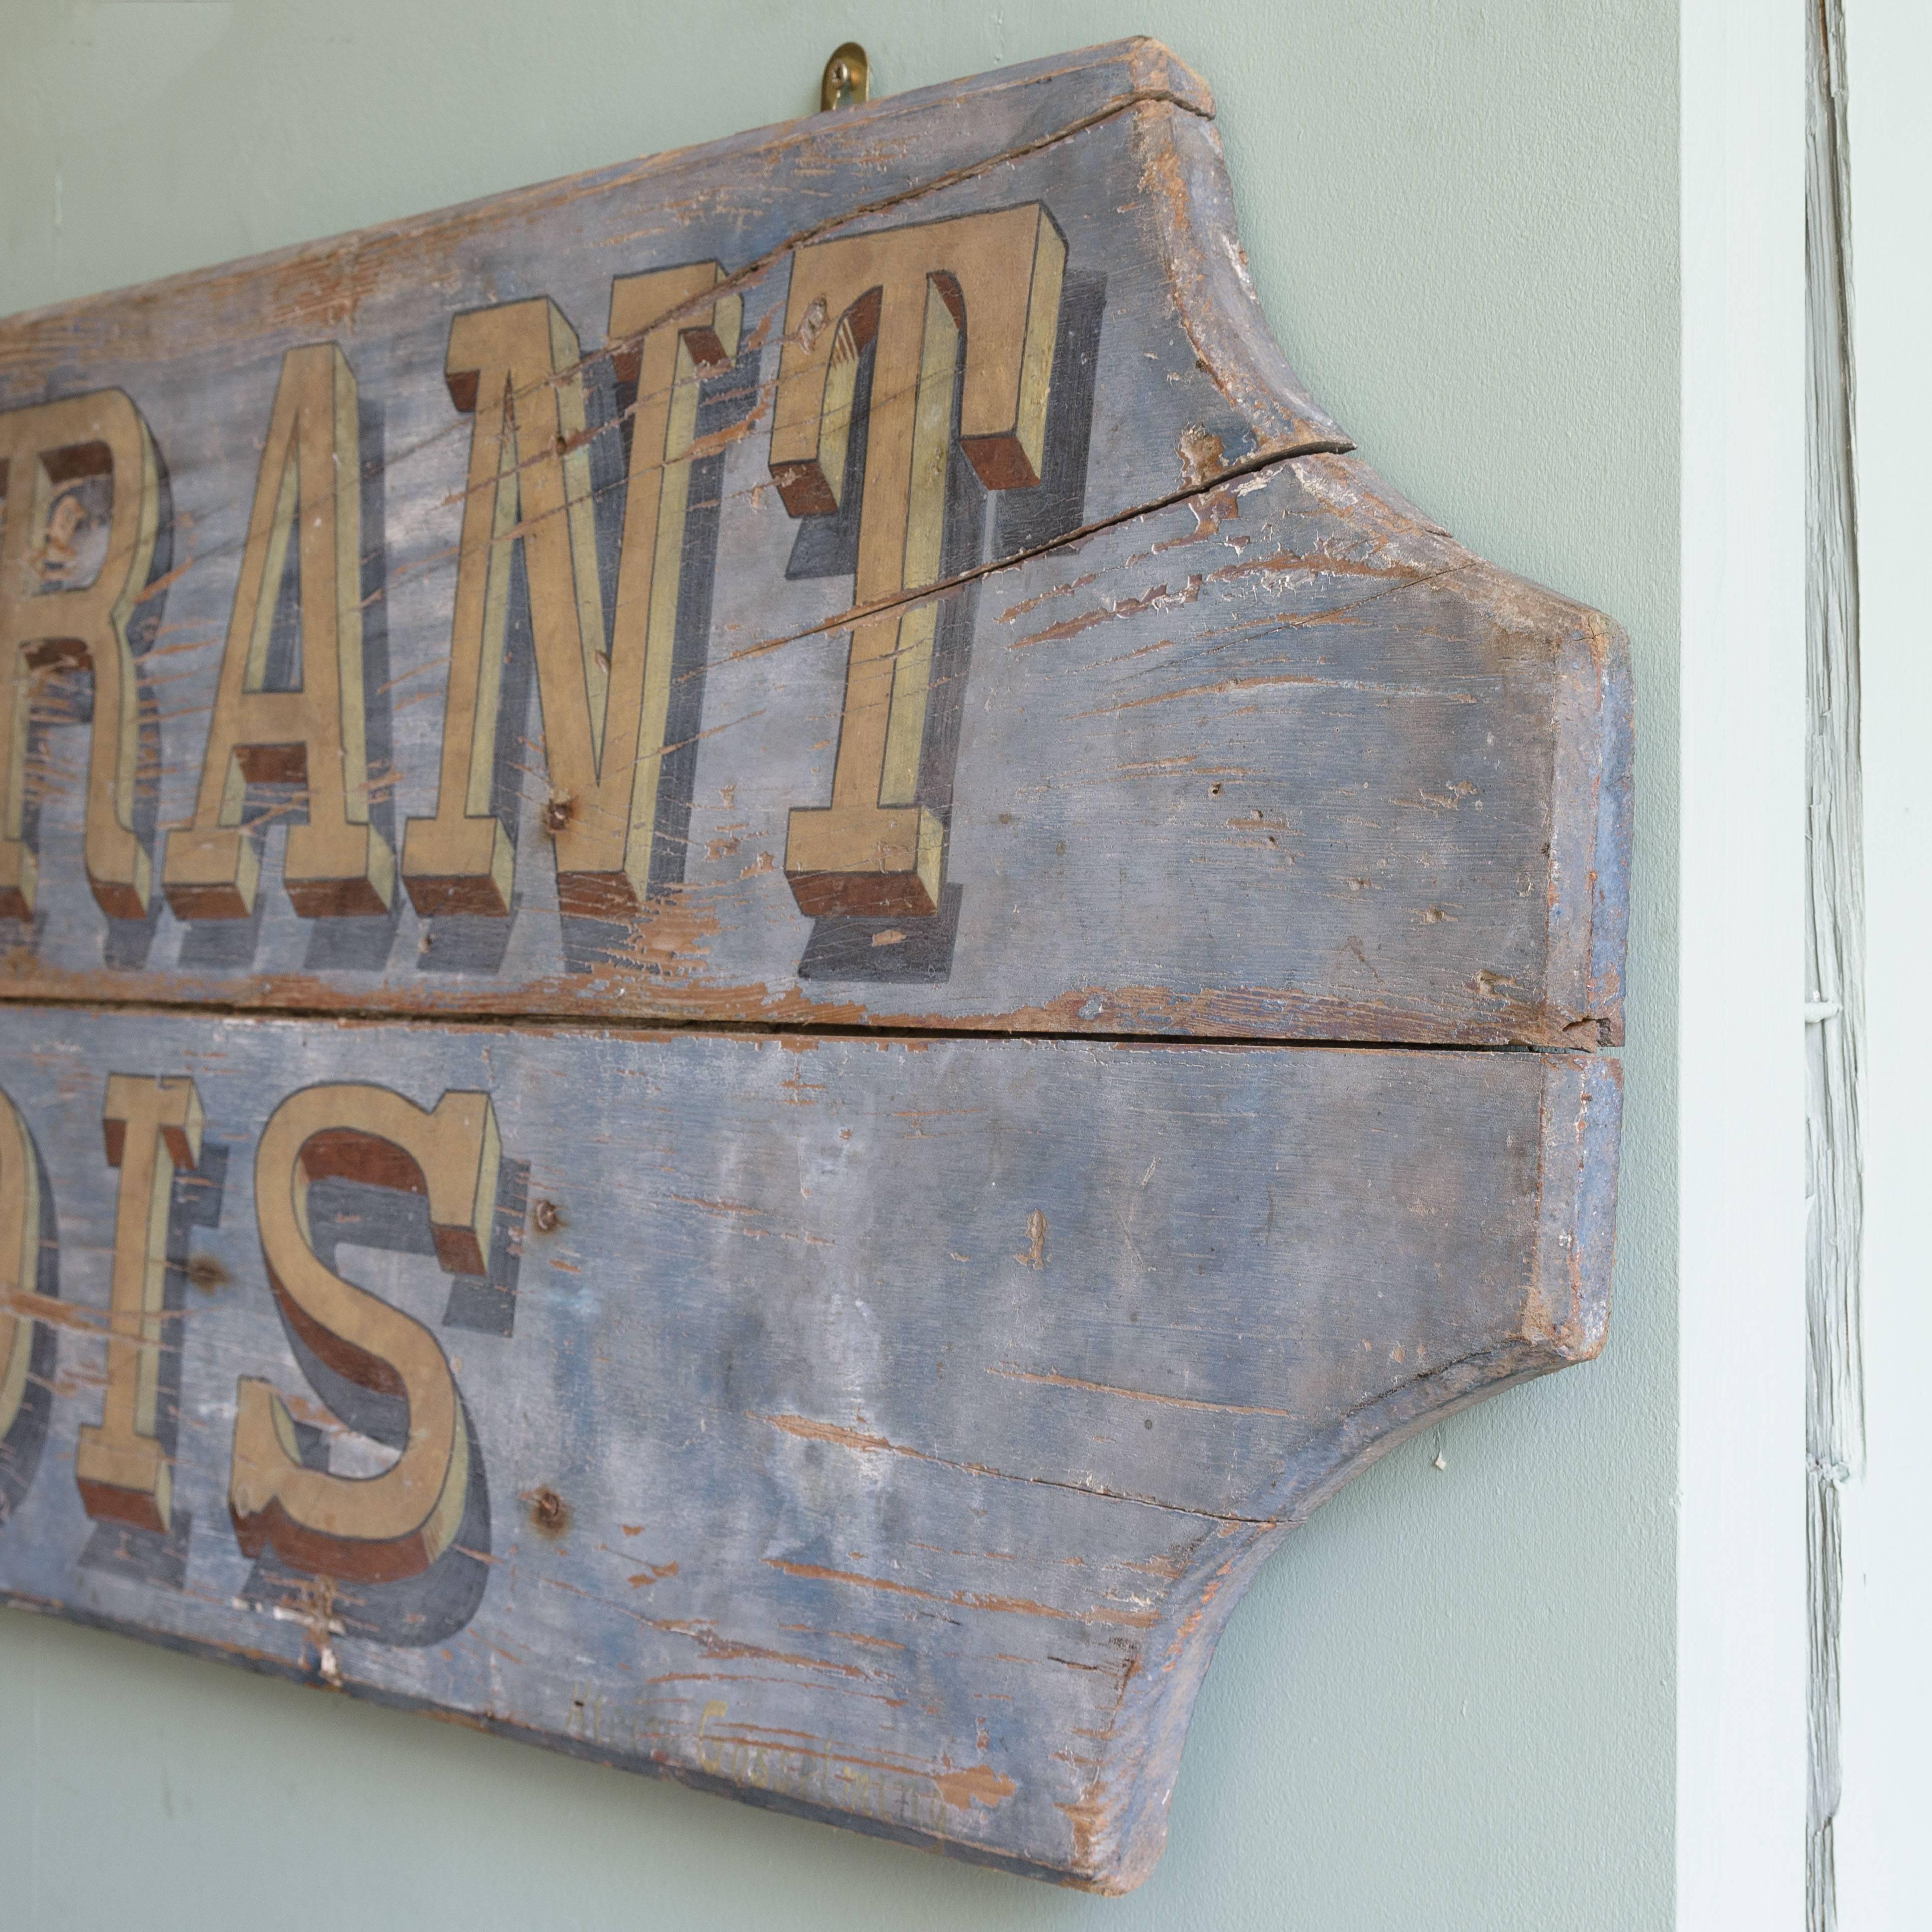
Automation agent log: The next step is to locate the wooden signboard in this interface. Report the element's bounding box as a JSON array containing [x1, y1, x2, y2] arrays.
[[0, 40, 1629, 1891]]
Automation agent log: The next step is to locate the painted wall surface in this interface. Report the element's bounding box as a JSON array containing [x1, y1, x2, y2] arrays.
[[0, 4, 1678, 1926]]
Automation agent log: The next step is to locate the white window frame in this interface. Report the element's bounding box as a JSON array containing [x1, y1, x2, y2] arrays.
[[1677, 3, 1809, 1926]]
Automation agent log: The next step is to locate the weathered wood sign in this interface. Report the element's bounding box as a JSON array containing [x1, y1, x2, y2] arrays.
[[0, 40, 1630, 1891]]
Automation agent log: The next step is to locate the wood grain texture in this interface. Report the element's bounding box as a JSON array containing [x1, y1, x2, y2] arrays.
[[0, 426, 1628, 1040], [0, 1008, 1617, 1889], [0, 39, 1626, 1043]]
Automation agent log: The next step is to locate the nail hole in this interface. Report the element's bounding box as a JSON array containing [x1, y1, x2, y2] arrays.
[[527, 1486, 570, 1538]]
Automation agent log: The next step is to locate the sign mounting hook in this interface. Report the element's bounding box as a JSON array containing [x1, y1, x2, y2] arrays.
[[820, 42, 870, 111]]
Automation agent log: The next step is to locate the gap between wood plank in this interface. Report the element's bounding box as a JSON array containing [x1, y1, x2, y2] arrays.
[[0, 986, 1575, 1055]]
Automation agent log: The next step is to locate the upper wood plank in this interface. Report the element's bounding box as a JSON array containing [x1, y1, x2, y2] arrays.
[[0, 39, 1626, 1044]]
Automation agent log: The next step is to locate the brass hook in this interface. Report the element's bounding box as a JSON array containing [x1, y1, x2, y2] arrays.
[[820, 43, 871, 112]]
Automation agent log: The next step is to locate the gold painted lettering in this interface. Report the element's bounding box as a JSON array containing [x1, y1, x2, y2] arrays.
[[769, 206, 1065, 916], [163, 345, 391, 919], [75, 1075, 203, 1531], [402, 278, 739, 919], [0, 392, 162, 919], [0, 1086, 43, 1447], [561, 266, 740, 917], [400, 299, 599, 916], [229, 1083, 497, 1582]]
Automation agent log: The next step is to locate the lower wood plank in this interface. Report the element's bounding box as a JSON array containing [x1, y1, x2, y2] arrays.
[[0, 1013, 1616, 1888]]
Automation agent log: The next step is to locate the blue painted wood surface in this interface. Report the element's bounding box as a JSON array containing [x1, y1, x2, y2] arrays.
[[0, 38, 1630, 1890], [0, 1012, 1617, 1887]]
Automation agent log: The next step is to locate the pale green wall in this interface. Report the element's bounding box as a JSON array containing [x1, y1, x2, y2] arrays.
[[0, 3, 1678, 1925]]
